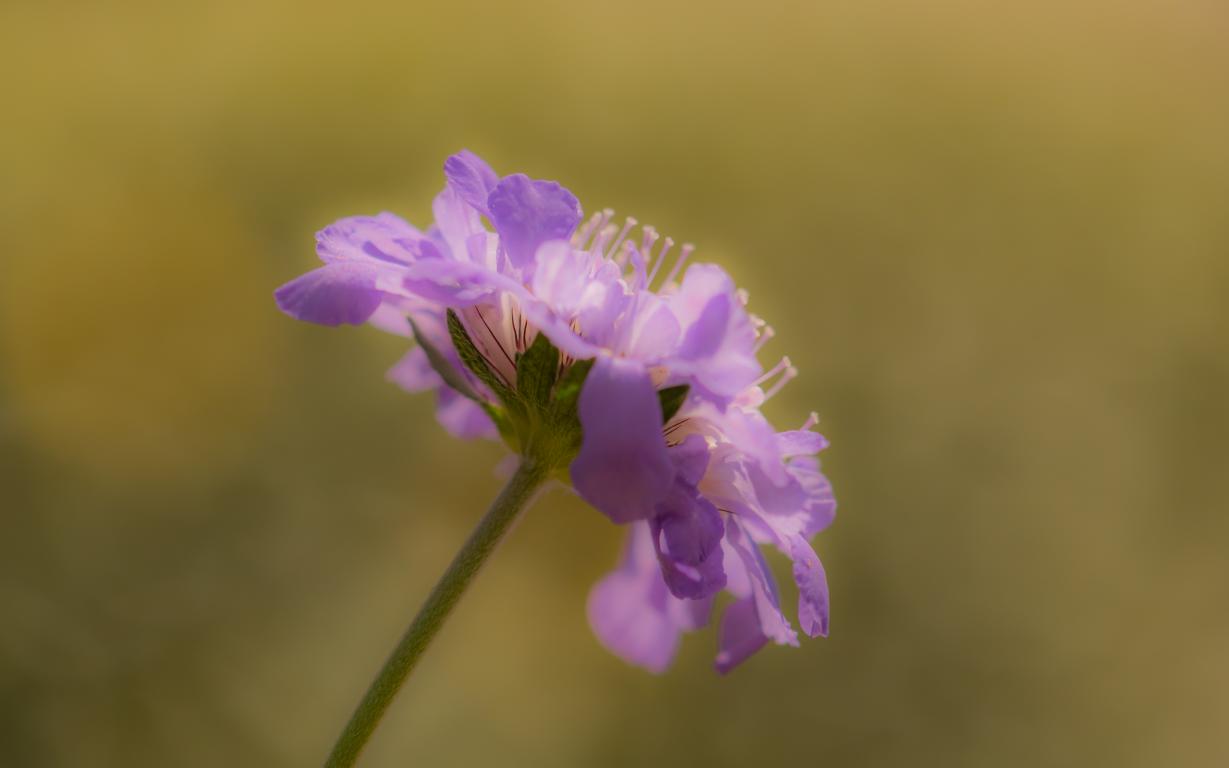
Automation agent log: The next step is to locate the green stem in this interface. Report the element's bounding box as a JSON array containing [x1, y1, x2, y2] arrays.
[[323, 458, 550, 768]]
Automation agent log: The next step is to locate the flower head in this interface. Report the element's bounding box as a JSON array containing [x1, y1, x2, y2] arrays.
[[275, 151, 835, 673]]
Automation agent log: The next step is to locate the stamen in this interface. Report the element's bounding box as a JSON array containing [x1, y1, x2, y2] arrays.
[[605, 217, 637, 260], [627, 227, 659, 283], [615, 240, 635, 269], [661, 243, 694, 287], [571, 211, 602, 248], [646, 236, 674, 285], [754, 325, 776, 353], [799, 411, 819, 431], [583, 209, 614, 251], [763, 365, 798, 400], [754, 356, 792, 387], [639, 227, 660, 264], [736, 288, 750, 306], [590, 222, 618, 256]]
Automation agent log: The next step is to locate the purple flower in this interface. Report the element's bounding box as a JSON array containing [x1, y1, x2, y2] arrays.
[[275, 150, 836, 673]]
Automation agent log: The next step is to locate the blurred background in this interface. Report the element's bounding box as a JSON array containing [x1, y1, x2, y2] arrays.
[[2, 0, 1227, 765]]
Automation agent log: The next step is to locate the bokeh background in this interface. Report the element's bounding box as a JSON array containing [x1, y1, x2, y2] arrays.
[[3, 0, 1227, 765]]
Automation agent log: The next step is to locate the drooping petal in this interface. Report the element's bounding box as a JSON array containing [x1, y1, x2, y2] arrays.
[[274, 262, 389, 326], [648, 435, 726, 599], [386, 346, 440, 393], [443, 150, 500, 216], [651, 490, 726, 599], [387, 337, 495, 440], [487, 174, 582, 269], [723, 517, 798, 650], [435, 387, 497, 440], [788, 534, 830, 637], [571, 356, 673, 524], [588, 523, 697, 673], [669, 434, 711, 488], [788, 455, 837, 537], [714, 597, 770, 674]]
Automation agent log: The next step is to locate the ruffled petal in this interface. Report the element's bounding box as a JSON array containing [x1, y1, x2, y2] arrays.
[[530, 240, 600, 317], [619, 293, 681, 362], [667, 264, 762, 402], [401, 259, 524, 308], [487, 174, 582, 269], [571, 356, 673, 524], [432, 183, 484, 260], [443, 150, 500, 217], [315, 213, 425, 266], [274, 262, 389, 326]]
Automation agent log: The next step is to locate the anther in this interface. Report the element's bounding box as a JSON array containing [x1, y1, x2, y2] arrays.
[[754, 325, 776, 353]]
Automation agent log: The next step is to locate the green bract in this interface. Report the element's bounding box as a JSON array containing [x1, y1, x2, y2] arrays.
[[410, 309, 687, 473]]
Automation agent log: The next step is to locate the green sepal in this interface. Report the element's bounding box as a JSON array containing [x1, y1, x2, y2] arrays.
[[434, 314, 603, 469], [408, 315, 481, 402], [657, 384, 690, 424], [481, 403, 521, 453], [542, 357, 593, 458], [515, 332, 560, 408], [549, 358, 593, 425], [446, 310, 520, 407]]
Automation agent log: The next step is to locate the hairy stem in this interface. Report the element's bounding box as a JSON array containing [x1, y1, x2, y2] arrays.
[[323, 458, 550, 768]]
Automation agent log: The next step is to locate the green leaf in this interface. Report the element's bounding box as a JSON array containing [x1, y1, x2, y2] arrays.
[[446, 309, 518, 405], [408, 315, 480, 402], [657, 384, 690, 424], [516, 332, 560, 407]]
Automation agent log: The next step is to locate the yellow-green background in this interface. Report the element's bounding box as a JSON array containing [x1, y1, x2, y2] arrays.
[[2, 1, 1226, 765]]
